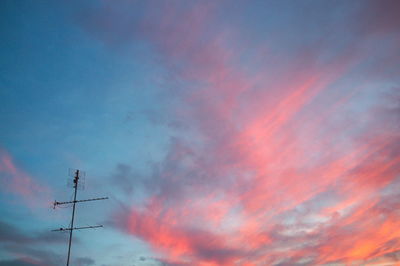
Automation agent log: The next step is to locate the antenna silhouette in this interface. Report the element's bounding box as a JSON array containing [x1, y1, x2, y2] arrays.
[[52, 169, 108, 266]]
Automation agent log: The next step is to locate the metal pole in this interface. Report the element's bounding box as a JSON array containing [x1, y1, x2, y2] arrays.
[[66, 170, 79, 266]]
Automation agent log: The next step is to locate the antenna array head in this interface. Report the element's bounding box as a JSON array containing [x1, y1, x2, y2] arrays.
[[67, 168, 86, 190]]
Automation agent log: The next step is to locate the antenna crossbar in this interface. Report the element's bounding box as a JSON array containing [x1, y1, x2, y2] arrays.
[[52, 225, 103, 232], [53, 197, 108, 208]]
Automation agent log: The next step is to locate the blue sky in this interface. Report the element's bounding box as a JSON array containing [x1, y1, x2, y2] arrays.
[[1, 1, 168, 264], [0, 1, 399, 265]]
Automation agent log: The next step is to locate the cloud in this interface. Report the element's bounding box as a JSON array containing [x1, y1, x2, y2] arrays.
[[357, 0, 400, 36], [110, 163, 138, 196], [0, 219, 95, 266], [0, 260, 37, 266], [0, 219, 68, 245], [74, 257, 95, 266], [0, 249, 95, 266], [0, 244, 64, 266], [78, 1, 400, 264], [0, 148, 52, 207]]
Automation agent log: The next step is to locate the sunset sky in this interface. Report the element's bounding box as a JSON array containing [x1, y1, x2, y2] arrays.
[[0, 1, 399, 265]]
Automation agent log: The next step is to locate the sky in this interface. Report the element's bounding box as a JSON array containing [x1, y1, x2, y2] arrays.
[[0, 0, 399, 265]]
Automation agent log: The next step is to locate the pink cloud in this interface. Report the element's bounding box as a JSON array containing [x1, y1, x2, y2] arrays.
[[81, 1, 400, 264], [0, 148, 52, 208]]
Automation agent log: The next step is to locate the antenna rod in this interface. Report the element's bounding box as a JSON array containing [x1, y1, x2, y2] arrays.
[[66, 169, 79, 266]]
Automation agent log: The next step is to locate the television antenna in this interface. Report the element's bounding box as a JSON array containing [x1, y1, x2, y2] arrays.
[[52, 169, 108, 266]]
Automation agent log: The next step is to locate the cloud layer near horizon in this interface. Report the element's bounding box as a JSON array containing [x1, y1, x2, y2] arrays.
[[79, 1, 400, 265]]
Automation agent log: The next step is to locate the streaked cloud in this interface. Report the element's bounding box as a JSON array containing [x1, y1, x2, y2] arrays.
[[0, 148, 52, 207], [78, 0, 400, 264]]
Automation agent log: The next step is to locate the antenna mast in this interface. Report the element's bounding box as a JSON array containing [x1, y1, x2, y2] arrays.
[[52, 169, 108, 266]]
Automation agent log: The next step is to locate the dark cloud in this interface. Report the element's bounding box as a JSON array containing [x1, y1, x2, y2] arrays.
[[1, 244, 64, 266], [0, 220, 67, 244], [74, 257, 95, 266], [111, 163, 139, 196], [0, 219, 95, 266], [358, 0, 400, 35], [1, 243, 96, 266], [0, 260, 37, 266]]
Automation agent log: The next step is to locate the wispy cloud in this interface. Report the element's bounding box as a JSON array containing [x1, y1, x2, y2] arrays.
[[79, 0, 400, 264], [0, 148, 52, 208]]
